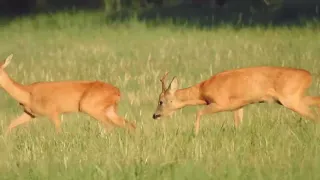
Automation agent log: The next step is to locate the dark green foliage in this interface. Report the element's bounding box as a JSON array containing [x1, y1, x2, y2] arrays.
[[1, 0, 315, 15]]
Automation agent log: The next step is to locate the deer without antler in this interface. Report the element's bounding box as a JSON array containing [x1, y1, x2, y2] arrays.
[[0, 54, 136, 135], [153, 67, 320, 135]]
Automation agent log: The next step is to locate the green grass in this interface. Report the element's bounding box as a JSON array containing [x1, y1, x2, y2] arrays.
[[1, 12, 320, 180]]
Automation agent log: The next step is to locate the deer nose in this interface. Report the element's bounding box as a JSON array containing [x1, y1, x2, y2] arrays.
[[153, 114, 161, 119]]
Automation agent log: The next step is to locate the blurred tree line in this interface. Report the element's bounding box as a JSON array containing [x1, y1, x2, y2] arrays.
[[0, 0, 319, 15]]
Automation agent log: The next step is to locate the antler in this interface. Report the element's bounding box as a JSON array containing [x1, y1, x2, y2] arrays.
[[1, 54, 13, 69], [160, 72, 169, 92]]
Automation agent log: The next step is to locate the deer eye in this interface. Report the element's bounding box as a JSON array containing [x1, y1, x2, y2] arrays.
[[159, 101, 163, 105]]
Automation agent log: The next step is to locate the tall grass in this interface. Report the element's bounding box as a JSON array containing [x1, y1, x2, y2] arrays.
[[0, 12, 320, 180]]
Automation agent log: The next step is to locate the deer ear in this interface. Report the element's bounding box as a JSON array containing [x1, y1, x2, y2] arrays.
[[1, 54, 13, 69], [168, 77, 178, 94]]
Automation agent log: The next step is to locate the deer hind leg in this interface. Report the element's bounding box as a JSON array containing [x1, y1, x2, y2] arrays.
[[86, 109, 116, 133], [5, 112, 34, 136], [266, 87, 316, 122], [233, 108, 244, 128], [291, 103, 316, 121], [303, 96, 320, 117], [84, 104, 136, 133], [276, 95, 316, 122], [104, 105, 136, 132]]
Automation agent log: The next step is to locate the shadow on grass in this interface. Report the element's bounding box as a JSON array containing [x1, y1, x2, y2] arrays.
[[106, 2, 320, 29]]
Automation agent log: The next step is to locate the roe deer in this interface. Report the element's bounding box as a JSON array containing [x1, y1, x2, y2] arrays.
[[152, 67, 320, 135], [0, 54, 136, 135]]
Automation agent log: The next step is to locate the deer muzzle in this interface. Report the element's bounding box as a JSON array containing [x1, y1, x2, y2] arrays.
[[152, 114, 161, 119]]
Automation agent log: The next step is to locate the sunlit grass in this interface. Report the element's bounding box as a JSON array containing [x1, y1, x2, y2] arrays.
[[0, 12, 320, 179]]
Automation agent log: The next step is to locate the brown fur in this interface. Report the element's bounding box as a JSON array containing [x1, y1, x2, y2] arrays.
[[153, 66, 320, 135], [1, 54, 136, 135]]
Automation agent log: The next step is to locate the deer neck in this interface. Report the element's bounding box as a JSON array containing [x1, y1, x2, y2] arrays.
[[0, 72, 30, 105], [175, 83, 206, 107]]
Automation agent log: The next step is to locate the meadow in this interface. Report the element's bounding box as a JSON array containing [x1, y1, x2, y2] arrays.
[[0, 11, 320, 180]]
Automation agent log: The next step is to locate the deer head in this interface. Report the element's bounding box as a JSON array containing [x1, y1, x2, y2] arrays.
[[152, 72, 181, 120]]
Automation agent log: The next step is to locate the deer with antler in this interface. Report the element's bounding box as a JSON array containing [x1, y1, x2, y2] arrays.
[[153, 67, 320, 135], [0, 54, 136, 135]]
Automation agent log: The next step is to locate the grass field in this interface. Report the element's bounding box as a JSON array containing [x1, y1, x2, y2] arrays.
[[0, 11, 320, 180]]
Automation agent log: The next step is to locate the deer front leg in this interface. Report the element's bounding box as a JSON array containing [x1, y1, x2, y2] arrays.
[[5, 112, 34, 135], [195, 102, 246, 135], [233, 108, 244, 128], [195, 103, 228, 135], [50, 113, 62, 133]]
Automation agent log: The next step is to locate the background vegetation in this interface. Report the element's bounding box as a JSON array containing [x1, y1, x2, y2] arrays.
[[0, 0, 320, 179]]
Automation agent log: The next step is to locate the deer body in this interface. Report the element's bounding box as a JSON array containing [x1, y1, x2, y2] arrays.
[[198, 66, 311, 106], [22, 81, 119, 116], [1, 54, 135, 135], [153, 67, 320, 135]]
